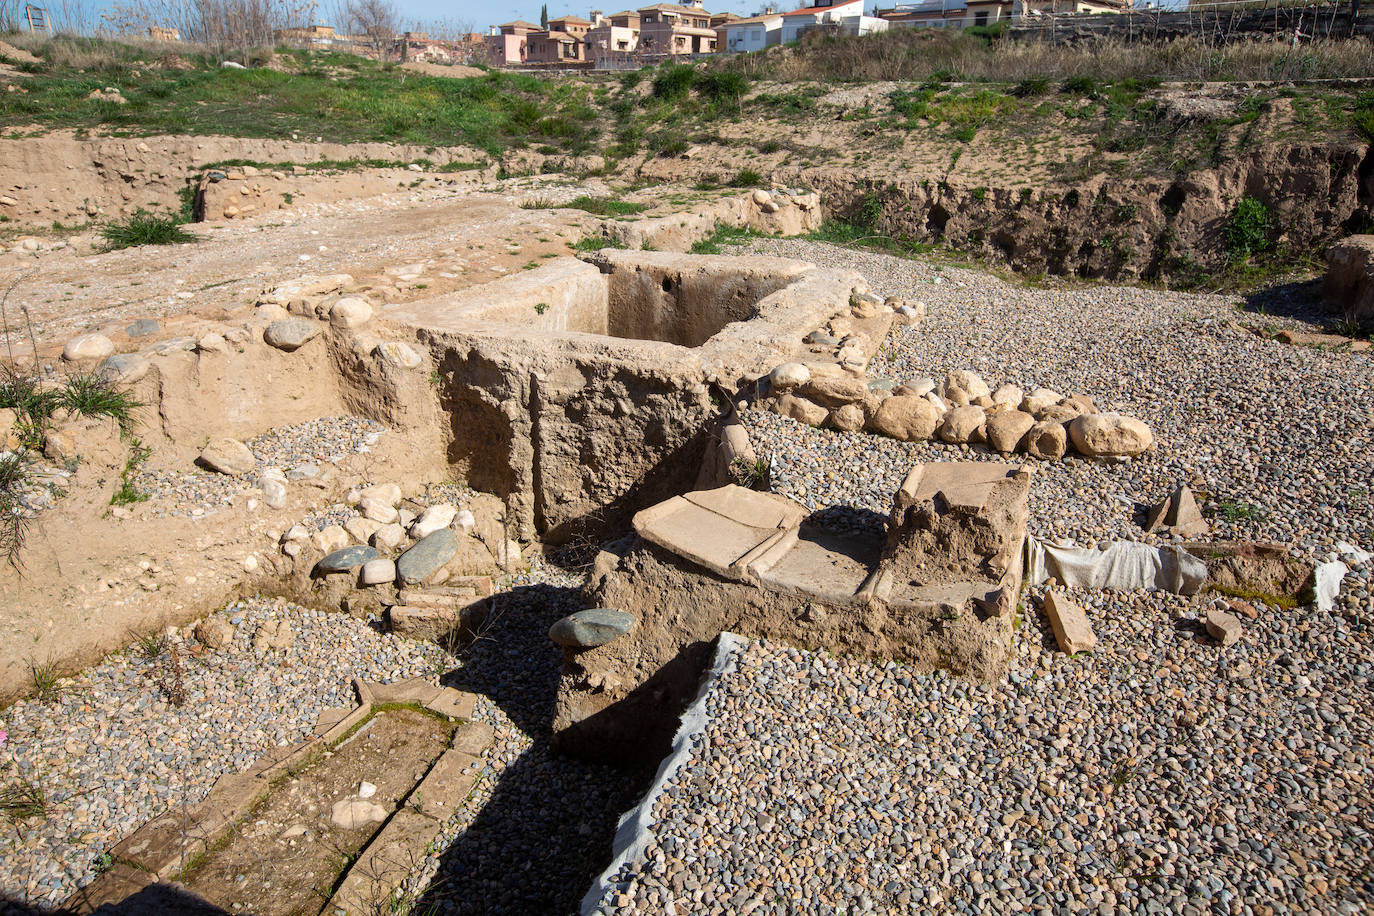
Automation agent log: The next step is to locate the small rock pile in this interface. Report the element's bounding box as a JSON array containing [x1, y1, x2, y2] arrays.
[[766, 364, 1152, 460]]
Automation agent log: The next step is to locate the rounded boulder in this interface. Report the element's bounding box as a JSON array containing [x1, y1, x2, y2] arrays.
[[549, 608, 634, 648], [985, 409, 1036, 453], [868, 395, 940, 442], [1068, 413, 1153, 457]]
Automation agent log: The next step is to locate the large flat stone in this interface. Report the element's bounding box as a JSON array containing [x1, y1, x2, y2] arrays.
[[396, 528, 459, 584], [632, 485, 807, 580], [327, 810, 443, 914], [315, 545, 379, 573], [549, 608, 634, 648]]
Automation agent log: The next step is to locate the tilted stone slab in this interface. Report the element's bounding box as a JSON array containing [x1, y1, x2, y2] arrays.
[[413, 748, 481, 819], [1044, 591, 1097, 654], [632, 484, 808, 580]]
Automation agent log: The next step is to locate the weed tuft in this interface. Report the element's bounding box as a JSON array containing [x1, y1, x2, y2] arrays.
[[100, 209, 197, 250]]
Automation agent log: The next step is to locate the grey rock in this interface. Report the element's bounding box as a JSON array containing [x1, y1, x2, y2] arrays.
[[316, 545, 379, 573], [125, 318, 161, 337], [263, 319, 321, 352], [549, 608, 635, 648], [96, 353, 151, 385], [396, 529, 459, 584]]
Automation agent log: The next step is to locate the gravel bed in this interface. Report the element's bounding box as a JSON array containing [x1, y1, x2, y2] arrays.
[[591, 558, 1374, 915], [737, 239, 1374, 560], [583, 242, 1373, 914], [133, 416, 385, 517], [0, 596, 452, 908]]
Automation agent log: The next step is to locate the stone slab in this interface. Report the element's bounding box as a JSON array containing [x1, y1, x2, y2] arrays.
[[756, 527, 882, 604], [898, 461, 1025, 511], [62, 863, 157, 914], [425, 687, 476, 721], [1044, 591, 1096, 654], [327, 809, 443, 915], [633, 485, 807, 580], [413, 748, 480, 819], [365, 676, 444, 707]]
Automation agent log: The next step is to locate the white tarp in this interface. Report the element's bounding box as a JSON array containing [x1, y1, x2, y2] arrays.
[[1314, 561, 1349, 613], [1026, 536, 1208, 595]]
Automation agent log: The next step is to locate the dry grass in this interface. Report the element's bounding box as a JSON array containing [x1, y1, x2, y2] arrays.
[[727, 29, 1374, 84]]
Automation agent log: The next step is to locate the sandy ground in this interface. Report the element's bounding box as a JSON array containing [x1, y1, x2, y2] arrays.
[[1, 176, 611, 356]]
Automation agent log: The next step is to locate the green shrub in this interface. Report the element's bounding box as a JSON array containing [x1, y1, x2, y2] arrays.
[[651, 63, 696, 100], [100, 209, 196, 250], [1225, 196, 1273, 261], [732, 168, 763, 187], [57, 373, 140, 433], [561, 196, 647, 217], [695, 70, 749, 106], [1013, 77, 1050, 98], [1061, 75, 1098, 97]]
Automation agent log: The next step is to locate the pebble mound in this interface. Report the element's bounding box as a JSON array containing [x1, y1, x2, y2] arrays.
[[133, 415, 385, 516], [0, 597, 451, 906], [591, 559, 1373, 914]]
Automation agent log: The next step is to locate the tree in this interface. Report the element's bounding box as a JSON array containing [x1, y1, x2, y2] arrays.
[[343, 0, 398, 57], [539, 3, 547, 28]]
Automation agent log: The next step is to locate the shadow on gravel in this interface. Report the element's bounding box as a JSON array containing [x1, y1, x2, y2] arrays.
[[1242, 277, 1344, 326], [427, 583, 652, 915]]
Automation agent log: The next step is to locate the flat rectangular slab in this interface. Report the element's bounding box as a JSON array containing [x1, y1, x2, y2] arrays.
[[756, 527, 882, 603], [633, 485, 808, 580], [899, 461, 1025, 512]]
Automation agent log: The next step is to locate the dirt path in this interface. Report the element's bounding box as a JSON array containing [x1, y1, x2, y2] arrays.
[[1, 177, 606, 356]]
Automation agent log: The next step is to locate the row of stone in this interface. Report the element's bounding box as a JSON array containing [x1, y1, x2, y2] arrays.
[[765, 365, 1153, 458]]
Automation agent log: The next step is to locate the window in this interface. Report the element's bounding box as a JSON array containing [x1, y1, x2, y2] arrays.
[[974, 10, 988, 23]]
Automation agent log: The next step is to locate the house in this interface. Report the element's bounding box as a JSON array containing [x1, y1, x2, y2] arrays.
[[1013, 0, 1130, 20], [586, 9, 643, 66], [960, 0, 1011, 26], [876, 0, 968, 27], [485, 20, 537, 65], [780, 0, 889, 42], [718, 11, 784, 51], [525, 28, 587, 62], [636, 3, 719, 58], [547, 15, 594, 38]]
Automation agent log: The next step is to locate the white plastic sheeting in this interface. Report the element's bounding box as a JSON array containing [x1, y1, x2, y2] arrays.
[[1026, 537, 1208, 595]]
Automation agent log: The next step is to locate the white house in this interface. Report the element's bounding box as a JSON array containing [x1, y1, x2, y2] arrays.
[[718, 11, 784, 51], [779, 0, 890, 42]]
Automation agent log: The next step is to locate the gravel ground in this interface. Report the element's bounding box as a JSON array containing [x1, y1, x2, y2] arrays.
[[401, 553, 652, 916], [586, 241, 1373, 914], [0, 596, 452, 908], [133, 415, 384, 516], [738, 239, 1373, 560], [592, 564, 1373, 914]]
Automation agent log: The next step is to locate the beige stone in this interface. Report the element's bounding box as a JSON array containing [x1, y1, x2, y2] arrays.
[[828, 403, 866, 432], [985, 409, 1035, 453], [1044, 591, 1096, 654], [1206, 607, 1243, 646], [799, 375, 869, 408], [776, 392, 827, 426], [942, 369, 990, 401], [315, 524, 349, 554], [330, 296, 374, 329], [991, 384, 1023, 409], [62, 333, 114, 362], [1024, 420, 1067, 459], [769, 361, 810, 390], [938, 406, 986, 444], [868, 395, 940, 441], [1068, 413, 1153, 458], [199, 437, 256, 476]]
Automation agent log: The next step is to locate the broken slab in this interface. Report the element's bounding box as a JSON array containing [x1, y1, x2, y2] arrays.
[[554, 461, 1031, 765], [1043, 591, 1097, 655], [1206, 607, 1243, 646], [1322, 235, 1374, 320]]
